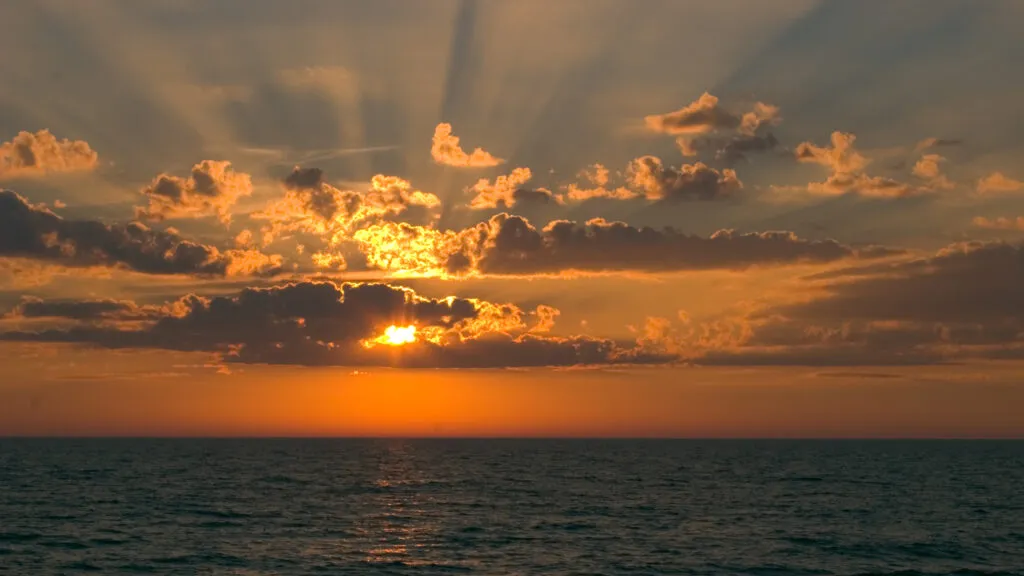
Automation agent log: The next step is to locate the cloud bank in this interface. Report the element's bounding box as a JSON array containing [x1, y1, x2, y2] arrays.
[[0, 190, 281, 277], [353, 213, 896, 277], [0, 281, 673, 368]]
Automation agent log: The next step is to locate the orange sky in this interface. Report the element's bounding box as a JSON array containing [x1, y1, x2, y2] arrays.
[[2, 345, 1022, 438], [2, 1, 1024, 437]]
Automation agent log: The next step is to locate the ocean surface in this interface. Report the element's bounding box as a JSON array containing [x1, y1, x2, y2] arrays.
[[0, 440, 1022, 575]]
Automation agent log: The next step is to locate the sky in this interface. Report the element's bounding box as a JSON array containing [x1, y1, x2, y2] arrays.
[[2, 0, 1024, 437]]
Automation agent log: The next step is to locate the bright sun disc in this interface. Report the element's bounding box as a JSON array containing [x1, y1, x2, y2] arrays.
[[381, 325, 417, 346]]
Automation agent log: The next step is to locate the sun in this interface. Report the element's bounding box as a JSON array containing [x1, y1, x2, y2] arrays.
[[381, 325, 417, 346]]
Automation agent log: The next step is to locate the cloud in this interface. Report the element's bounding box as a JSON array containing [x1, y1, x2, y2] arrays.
[[465, 167, 560, 209], [564, 164, 637, 202], [678, 133, 781, 165], [0, 130, 99, 179], [4, 296, 159, 321], [431, 123, 504, 168], [808, 173, 915, 197], [252, 167, 441, 246], [909, 154, 955, 190], [564, 158, 744, 203], [916, 137, 963, 151], [795, 131, 869, 174], [738, 102, 781, 136], [766, 241, 1024, 335], [687, 251, 1024, 364], [715, 133, 780, 165], [626, 157, 742, 201], [353, 213, 897, 277], [135, 160, 253, 225], [0, 281, 674, 368], [977, 172, 1024, 194], [912, 154, 943, 180], [0, 190, 281, 276], [973, 216, 1024, 231], [794, 132, 918, 197], [644, 93, 779, 136]]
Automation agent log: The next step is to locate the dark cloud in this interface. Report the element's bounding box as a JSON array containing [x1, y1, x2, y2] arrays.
[[677, 133, 781, 165], [916, 137, 964, 151], [474, 215, 896, 276], [710, 241, 1024, 366], [4, 296, 155, 321], [775, 242, 1024, 325], [716, 134, 780, 164], [815, 372, 905, 379], [0, 190, 282, 276], [0, 281, 675, 368], [626, 157, 742, 201], [284, 166, 326, 190], [699, 345, 946, 367]]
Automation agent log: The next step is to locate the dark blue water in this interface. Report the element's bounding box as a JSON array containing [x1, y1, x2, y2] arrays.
[[1, 440, 1022, 575]]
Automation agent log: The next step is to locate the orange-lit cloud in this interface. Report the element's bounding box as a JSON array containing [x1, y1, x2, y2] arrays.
[[0, 130, 99, 179], [796, 131, 869, 174], [0, 190, 281, 277], [431, 123, 504, 168], [912, 154, 943, 179], [631, 311, 753, 360], [565, 164, 637, 201], [465, 167, 559, 209], [252, 167, 441, 246], [972, 216, 1024, 231], [310, 250, 347, 270], [645, 93, 779, 136], [795, 132, 917, 197], [977, 172, 1024, 194], [135, 160, 253, 225], [911, 154, 954, 190]]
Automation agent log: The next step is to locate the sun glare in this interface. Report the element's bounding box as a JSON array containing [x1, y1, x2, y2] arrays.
[[381, 325, 417, 346]]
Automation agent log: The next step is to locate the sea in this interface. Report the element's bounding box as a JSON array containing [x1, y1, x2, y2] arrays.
[[1, 439, 1022, 575]]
